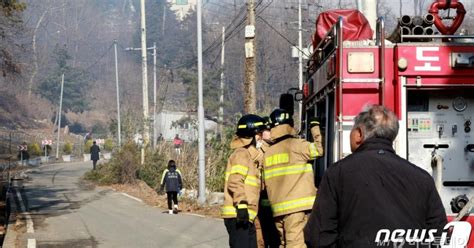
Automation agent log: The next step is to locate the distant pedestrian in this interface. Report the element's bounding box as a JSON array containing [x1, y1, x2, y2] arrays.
[[90, 141, 100, 170], [157, 133, 164, 143], [160, 160, 183, 214], [173, 134, 183, 155]]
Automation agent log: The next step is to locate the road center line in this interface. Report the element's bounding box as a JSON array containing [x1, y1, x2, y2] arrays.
[[121, 193, 143, 203], [16, 190, 34, 233], [27, 238, 36, 248]]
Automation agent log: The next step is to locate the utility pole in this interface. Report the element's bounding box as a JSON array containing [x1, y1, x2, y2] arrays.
[[359, 0, 377, 36], [244, 0, 257, 114], [298, 0, 303, 123], [162, 5, 166, 36], [197, 0, 206, 205], [219, 26, 225, 137], [140, 0, 149, 165], [125, 45, 157, 149], [152, 42, 157, 149], [114, 40, 122, 147], [56, 74, 64, 159]]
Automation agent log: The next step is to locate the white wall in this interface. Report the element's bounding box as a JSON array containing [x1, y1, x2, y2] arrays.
[[155, 111, 219, 142], [156, 111, 196, 141]]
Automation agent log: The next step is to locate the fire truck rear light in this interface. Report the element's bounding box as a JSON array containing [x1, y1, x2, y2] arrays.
[[303, 83, 309, 98], [451, 53, 474, 68], [347, 52, 374, 73], [398, 58, 408, 71]]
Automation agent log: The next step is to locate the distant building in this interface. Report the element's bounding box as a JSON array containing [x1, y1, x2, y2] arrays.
[[155, 110, 218, 142], [167, 0, 197, 21]]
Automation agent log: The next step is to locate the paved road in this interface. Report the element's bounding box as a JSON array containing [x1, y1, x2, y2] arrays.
[[15, 161, 228, 248]]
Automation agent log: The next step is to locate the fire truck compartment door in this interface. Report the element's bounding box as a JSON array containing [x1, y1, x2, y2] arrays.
[[407, 94, 474, 184]]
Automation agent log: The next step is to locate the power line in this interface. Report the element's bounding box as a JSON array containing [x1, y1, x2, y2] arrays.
[[83, 43, 115, 72], [257, 15, 308, 55], [160, 4, 248, 69]]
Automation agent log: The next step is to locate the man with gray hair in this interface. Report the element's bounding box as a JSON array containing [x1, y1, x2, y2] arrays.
[[304, 105, 447, 247]]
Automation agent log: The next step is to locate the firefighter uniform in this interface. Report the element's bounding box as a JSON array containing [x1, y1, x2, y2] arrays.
[[256, 135, 280, 248], [222, 115, 266, 248], [263, 109, 323, 248]]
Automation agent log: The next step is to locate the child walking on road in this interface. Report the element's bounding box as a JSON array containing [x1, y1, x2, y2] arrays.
[[160, 160, 183, 214]]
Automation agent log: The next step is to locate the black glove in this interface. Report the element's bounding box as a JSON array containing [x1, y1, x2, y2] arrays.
[[309, 117, 320, 128], [236, 202, 249, 225]]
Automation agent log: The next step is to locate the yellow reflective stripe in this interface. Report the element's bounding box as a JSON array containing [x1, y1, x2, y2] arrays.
[[221, 206, 258, 221], [230, 165, 248, 176], [264, 164, 312, 180], [244, 175, 259, 187], [310, 143, 319, 158], [221, 206, 237, 217], [225, 173, 259, 187], [225, 172, 230, 181], [248, 209, 257, 220], [238, 122, 263, 129], [160, 169, 169, 184], [265, 153, 289, 167], [271, 196, 316, 214], [237, 204, 248, 209]]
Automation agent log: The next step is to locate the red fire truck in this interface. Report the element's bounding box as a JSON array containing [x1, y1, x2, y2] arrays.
[[298, 0, 474, 246]]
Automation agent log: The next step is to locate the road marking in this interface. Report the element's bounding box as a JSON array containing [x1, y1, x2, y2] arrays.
[[183, 213, 206, 218], [121, 193, 143, 203], [16, 190, 34, 233], [27, 238, 36, 248]]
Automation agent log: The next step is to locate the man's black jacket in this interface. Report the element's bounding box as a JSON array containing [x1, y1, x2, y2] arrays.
[[304, 138, 447, 247]]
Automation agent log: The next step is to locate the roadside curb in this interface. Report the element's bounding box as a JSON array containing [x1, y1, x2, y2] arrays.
[[3, 187, 20, 248]]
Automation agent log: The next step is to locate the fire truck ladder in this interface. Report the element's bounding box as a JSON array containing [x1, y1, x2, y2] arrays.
[[335, 17, 386, 159]]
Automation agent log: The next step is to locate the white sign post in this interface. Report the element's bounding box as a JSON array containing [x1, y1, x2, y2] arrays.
[[18, 145, 27, 165], [42, 140, 53, 163]]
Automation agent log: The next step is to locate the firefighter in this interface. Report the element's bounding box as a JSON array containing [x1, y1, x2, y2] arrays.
[[263, 109, 323, 248], [255, 116, 280, 248], [222, 114, 266, 248]]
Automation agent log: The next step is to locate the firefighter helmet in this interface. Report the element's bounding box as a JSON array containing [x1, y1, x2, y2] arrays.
[[269, 108, 294, 127], [262, 116, 272, 130], [236, 114, 266, 138]]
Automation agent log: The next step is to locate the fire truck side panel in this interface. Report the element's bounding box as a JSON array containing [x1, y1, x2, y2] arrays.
[[397, 44, 474, 78], [340, 47, 397, 119]]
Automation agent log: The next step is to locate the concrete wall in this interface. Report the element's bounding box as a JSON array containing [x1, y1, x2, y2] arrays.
[[155, 111, 219, 142]]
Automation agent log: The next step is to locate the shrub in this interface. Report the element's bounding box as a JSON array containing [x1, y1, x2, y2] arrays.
[[63, 142, 73, 155], [84, 126, 234, 193], [29, 143, 42, 157], [84, 139, 93, 153], [104, 139, 114, 152], [206, 126, 234, 192], [138, 150, 167, 189], [84, 141, 140, 185]]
